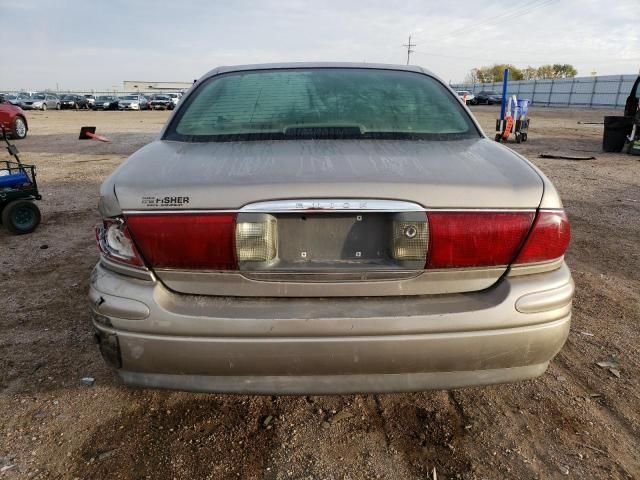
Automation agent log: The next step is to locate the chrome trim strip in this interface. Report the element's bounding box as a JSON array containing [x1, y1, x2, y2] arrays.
[[240, 199, 424, 212]]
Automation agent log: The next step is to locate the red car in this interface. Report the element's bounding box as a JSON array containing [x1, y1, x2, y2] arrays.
[[0, 95, 28, 139]]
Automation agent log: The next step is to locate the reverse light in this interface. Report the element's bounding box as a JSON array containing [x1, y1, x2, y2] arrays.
[[391, 216, 428, 261], [235, 214, 278, 262], [96, 219, 144, 267]]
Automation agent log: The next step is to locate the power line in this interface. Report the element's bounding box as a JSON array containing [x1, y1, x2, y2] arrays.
[[417, 0, 556, 49], [402, 35, 416, 65], [462, 0, 557, 34], [436, 0, 545, 42], [412, 0, 545, 44]]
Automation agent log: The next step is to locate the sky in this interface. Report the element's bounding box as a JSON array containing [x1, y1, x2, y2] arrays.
[[0, 0, 638, 91]]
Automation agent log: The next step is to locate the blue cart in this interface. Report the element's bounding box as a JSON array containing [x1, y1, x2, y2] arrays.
[[0, 127, 41, 234]]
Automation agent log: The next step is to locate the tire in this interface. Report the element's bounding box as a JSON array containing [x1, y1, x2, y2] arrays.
[[74, 103, 79, 110], [42, 103, 47, 111], [11, 116, 27, 139], [1, 199, 41, 234], [56, 103, 61, 110], [522, 133, 528, 142], [515, 132, 522, 143]]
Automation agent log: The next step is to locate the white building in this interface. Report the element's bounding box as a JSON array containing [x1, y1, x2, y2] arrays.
[[122, 80, 193, 93]]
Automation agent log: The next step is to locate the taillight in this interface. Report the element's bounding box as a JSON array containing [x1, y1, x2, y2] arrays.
[[125, 213, 237, 270], [426, 212, 535, 268], [100, 208, 569, 273], [96, 219, 144, 267], [514, 210, 570, 264]]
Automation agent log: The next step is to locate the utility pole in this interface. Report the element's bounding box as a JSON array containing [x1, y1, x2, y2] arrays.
[[403, 35, 416, 65]]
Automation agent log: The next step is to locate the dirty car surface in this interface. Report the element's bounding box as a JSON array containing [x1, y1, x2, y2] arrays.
[[90, 63, 573, 394]]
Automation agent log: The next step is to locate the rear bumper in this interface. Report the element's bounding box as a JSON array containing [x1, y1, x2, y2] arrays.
[[90, 262, 573, 394]]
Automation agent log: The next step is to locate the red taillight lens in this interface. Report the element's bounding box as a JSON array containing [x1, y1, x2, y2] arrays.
[[514, 210, 570, 264], [125, 214, 237, 270], [426, 212, 535, 268]]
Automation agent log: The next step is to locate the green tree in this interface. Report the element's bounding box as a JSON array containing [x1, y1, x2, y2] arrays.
[[522, 66, 538, 80], [474, 66, 493, 83], [469, 64, 523, 83], [552, 64, 578, 78], [536, 64, 555, 79]]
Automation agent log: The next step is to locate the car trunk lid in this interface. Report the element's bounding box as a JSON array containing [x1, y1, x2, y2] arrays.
[[111, 138, 544, 296]]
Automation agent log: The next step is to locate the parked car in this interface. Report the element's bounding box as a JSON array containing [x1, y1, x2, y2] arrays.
[[118, 94, 149, 111], [456, 90, 475, 105], [92, 96, 120, 110], [473, 90, 502, 105], [0, 95, 28, 139], [165, 92, 181, 107], [92, 63, 572, 395], [84, 95, 96, 107], [20, 93, 60, 111], [60, 94, 90, 110], [149, 94, 174, 110], [3, 93, 29, 106]]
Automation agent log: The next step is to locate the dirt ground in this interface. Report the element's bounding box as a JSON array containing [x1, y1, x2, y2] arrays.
[[0, 106, 638, 480]]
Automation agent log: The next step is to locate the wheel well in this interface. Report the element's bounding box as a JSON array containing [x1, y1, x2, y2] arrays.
[[16, 115, 28, 131]]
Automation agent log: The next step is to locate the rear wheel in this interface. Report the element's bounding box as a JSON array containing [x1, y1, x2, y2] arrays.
[[42, 103, 47, 111], [1, 199, 41, 234], [12, 116, 27, 139]]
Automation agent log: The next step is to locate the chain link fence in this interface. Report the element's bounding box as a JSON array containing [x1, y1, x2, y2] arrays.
[[451, 74, 637, 108]]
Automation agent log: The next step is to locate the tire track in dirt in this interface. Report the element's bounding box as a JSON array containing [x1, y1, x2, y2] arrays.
[[373, 392, 472, 478], [70, 395, 279, 480]]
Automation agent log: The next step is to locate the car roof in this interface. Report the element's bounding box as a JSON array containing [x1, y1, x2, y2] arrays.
[[201, 62, 434, 81]]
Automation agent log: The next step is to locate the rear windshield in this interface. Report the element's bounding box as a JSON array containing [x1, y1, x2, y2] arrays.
[[165, 68, 478, 142]]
